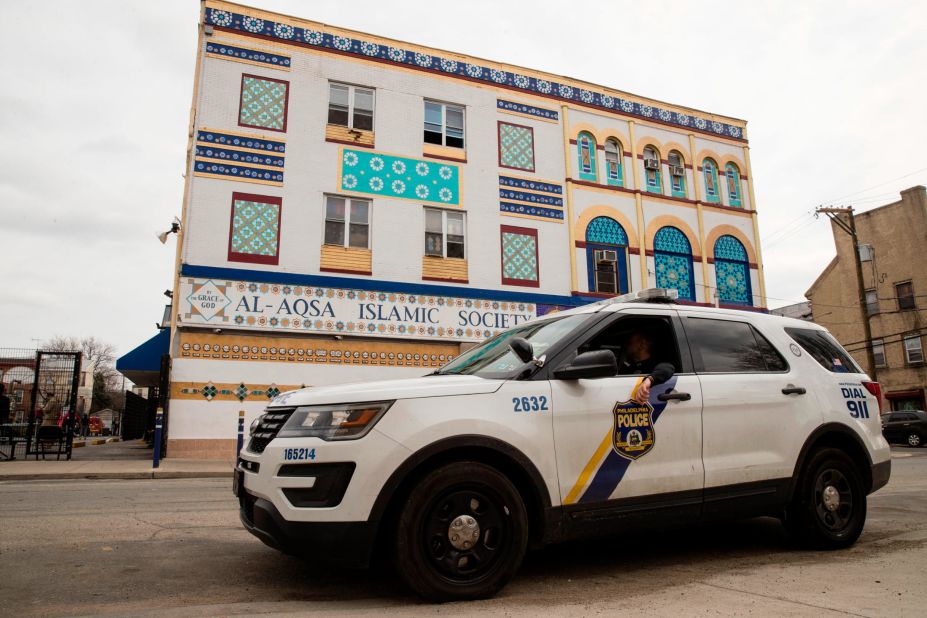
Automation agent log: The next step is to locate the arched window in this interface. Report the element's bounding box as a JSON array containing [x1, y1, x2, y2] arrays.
[[643, 146, 662, 193], [654, 226, 695, 301], [604, 139, 623, 187], [714, 235, 752, 306], [668, 150, 686, 198], [585, 216, 629, 295], [577, 132, 597, 181], [702, 158, 720, 203], [725, 163, 742, 207]]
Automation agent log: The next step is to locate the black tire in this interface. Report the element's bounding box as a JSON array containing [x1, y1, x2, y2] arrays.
[[785, 448, 866, 549], [907, 433, 922, 448], [393, 461, 528, 602]]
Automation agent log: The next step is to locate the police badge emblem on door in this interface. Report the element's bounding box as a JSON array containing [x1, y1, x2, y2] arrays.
[[612, 400, 655, 459]]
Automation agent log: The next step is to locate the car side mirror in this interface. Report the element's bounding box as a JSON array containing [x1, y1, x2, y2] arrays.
[[553, 350, 617, 380], [508, 337, 534, 364]]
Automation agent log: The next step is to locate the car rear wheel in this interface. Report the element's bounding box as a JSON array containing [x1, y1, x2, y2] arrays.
[[785, 448, 866, 550], [392, 461, 528, 602], [907, 433, 922, 447]]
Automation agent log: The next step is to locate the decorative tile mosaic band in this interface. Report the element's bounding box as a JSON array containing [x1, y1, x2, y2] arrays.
[[172, 381, 297, 402], [195, 145, 284, 168], [497, 99, 558, 121], [196, 129, 286, 153], [500, 201, 565, 221], [205, 6, 745, 140], [499, 188, 563, 207], [340, 148, 460, 206], [178, 332, 459, 368], [498, 175, 562, 195], [195, 129, 286, 186], [205, 41, 291, 69], [195, 160, 285, 184], [180, 276, 538, 342]]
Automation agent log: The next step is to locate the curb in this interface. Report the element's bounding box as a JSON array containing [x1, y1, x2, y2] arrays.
[[0, 470, 233, 481]]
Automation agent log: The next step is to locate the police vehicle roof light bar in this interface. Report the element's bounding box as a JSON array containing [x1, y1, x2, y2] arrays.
[[587, 288, 679, 308]]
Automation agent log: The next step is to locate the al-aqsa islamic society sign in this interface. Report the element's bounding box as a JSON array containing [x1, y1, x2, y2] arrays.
[[179, 277, 540, 342]]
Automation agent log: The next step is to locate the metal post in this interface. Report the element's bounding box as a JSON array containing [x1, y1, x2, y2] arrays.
[[236, 410, 245, 458], [152, 407, 164, 469]]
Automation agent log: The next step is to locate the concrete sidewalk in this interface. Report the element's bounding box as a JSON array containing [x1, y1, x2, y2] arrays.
[[0, 458, 234, 481]]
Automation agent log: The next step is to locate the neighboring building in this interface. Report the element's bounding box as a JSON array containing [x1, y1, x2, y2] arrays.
[[806, 186, 927, 411], [119, 1, 768, 458], [770, 301, 812, 321]]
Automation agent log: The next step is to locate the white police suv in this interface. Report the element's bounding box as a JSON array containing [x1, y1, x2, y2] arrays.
[[234, 289, 890, 601]]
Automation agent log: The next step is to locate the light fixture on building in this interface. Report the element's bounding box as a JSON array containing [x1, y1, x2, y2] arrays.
[[157, 217, 182, 244]]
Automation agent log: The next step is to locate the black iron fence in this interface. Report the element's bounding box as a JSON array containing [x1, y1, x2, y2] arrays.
[[1, 348, 82, 460]]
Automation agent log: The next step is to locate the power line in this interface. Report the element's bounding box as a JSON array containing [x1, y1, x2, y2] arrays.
[[823, 167, 927, 204]]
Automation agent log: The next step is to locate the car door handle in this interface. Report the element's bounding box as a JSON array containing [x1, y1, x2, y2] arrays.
[[782, 387, 806, 395], [658, 391, 691, 402]]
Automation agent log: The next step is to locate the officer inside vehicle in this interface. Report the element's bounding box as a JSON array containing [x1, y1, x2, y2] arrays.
[[619, 331, 675, 403]]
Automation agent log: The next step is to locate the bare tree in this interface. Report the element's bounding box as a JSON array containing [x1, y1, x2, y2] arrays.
[[41, 336, 121, 412]]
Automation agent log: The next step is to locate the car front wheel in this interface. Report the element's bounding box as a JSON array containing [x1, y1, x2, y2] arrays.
[[393, 461, 528, 602], [907, 433, 922, 447], [786, 448, 866, 549]]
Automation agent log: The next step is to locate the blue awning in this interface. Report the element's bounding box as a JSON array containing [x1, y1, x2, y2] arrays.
[[116, 329, 170, 387]]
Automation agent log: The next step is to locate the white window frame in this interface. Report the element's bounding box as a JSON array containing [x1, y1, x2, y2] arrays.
[[424, 100, 466, 148], [604, 139, 622, 181], [904, 334, 924, 364], [872, 338, 887, 367], [424, 207, 466, 259], [328, 82, 375, 131], [323, 195, 371, 249], [865, 289, 879, 315]]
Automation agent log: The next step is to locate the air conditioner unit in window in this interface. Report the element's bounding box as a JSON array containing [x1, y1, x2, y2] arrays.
[[644, 159, 660, 170], [669, 165, 685, 176], [595, 250, 618, 264]]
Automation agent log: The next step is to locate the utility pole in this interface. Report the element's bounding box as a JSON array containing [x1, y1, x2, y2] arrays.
[[816, 206, 877, 379]]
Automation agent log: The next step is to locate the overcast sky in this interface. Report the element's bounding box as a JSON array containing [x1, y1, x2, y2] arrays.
[[1, 0, 925, 359]]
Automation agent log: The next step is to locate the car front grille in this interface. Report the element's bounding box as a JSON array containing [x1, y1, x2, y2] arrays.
[[247, 407, 296, 453]]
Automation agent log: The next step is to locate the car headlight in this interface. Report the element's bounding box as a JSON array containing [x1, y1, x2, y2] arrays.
[[276, 401, 394, 441], [250, 415, 263, 434]]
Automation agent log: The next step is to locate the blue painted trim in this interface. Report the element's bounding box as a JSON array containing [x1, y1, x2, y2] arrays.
[[181, 263, 594, 306]]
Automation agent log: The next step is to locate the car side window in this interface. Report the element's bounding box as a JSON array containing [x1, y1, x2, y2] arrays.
[[568, 315, 681, 376], [785, 327, 861, 374], [685, 318, 788, 373]]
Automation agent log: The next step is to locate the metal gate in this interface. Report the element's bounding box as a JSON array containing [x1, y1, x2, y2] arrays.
[[26, 351, 82, 460]]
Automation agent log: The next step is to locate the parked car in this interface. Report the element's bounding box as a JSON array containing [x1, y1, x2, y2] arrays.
[[881, 410, 927, 447]]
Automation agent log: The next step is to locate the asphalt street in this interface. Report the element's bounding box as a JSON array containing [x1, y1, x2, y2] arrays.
[[2, 447, 926, 617]]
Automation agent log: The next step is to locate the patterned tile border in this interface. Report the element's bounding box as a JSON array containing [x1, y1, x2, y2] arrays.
[[497, 99, 558, 122], [178, 332, 459, 368], [172, 381, 299, 402], [498, 175, 563, 195], [205, 40, 291, 70], [194, 128, 286, 186], [500, 201, 564, 222], [499, 188, 563, 208], [205, 5, 745, 140]]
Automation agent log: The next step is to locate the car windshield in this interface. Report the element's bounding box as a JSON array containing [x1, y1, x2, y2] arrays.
[[437, 314, 590, 379]]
